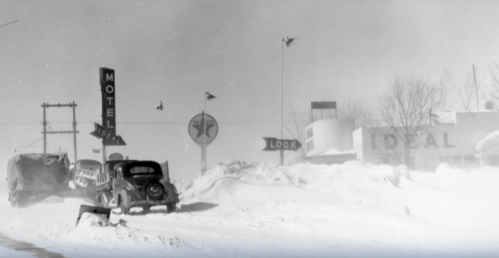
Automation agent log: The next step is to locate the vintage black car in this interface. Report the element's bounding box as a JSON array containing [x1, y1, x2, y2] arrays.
[[94, 160, 179, 214]]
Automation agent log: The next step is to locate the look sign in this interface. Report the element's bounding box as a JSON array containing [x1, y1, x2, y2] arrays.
[[100, 68, 116, 145]]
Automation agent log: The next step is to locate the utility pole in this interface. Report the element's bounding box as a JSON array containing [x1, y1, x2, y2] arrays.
[[473, 64, 480, 111], [41, 102, 79, 161]]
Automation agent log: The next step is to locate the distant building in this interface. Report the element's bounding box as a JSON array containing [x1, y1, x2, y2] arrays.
[[354, 111, 499, 169], [289, 119, 356, 165], [291, 111, 499, 169], [304, 119, 355, 156]]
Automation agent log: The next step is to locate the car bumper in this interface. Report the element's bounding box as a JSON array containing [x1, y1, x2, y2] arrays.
[[131, 199, 169, 206], [131, 195, 179, 206]]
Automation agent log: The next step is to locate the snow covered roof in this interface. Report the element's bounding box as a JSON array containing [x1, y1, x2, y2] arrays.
[[430, 112, 456, 125]]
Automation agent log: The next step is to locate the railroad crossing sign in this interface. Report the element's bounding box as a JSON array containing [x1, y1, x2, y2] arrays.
[[188, 112, 218, 147], [262, 137, 302, 151], [90, 123, 126, 146]]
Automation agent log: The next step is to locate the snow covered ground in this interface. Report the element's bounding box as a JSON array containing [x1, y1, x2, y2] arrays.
[[0, 160, 498, 257]]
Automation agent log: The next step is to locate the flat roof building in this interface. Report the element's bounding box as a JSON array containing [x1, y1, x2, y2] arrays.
[[293, 111, 499, 169], [354, 111, 499, 169]]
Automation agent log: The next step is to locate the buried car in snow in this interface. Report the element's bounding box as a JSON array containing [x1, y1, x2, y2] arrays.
[[70, 159, 102, 199], [7, 153, 71, 207], [94, 160, 179, 214]]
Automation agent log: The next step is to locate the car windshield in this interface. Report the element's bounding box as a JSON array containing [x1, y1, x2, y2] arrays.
[[129, 166, 156, 174]]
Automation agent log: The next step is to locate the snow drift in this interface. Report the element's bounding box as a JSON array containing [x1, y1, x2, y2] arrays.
[[0, 160, 497, 257]]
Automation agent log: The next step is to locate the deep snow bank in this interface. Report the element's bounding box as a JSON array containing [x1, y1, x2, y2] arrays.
[[180, 160, 410, 206], [0, 160, 497, 258], [179, 160, 499, 242]]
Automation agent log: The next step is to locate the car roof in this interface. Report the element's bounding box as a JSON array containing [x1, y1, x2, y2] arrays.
[[118, 160, 161, 168], [117, 160, 160, 171]]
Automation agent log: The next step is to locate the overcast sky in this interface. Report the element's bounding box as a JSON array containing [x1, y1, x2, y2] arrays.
[[1, 0, 499, 180]]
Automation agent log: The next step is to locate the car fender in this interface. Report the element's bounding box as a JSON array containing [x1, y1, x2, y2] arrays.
[[118, 189, 131, 208], [166, 183, 179, 203]]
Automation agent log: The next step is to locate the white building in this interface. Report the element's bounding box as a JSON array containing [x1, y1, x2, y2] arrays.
[[294, 111, 499, 169]]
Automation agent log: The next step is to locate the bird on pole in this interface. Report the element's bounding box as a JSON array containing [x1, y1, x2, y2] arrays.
[[157, 101, 163, 110], [283, 36, 297, 47]]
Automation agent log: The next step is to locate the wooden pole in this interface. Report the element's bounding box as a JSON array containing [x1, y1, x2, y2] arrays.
[[42, 103, 47, 154], [280, 38, 284, 167], [202, 94, 207, 174], [473, 64, 479, 111], [72, 101, 78, 162]]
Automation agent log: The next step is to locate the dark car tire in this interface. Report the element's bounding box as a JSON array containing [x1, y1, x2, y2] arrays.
[[166, 203, 176, 213], [145, 182, 164, 200], [119, 191, 131, 215]]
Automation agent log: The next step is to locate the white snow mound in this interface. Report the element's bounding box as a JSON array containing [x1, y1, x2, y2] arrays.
[[180, 160, 410, 209], [77, 212, 109, 228]]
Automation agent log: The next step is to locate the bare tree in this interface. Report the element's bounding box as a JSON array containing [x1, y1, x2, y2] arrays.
[[433, 66, 494, 112], [455, 65, 491, 111], [483, 62, 499, 110], [377, 76, 440, 166], [286, 104, 311, 156], [436, 70, 455, 111]]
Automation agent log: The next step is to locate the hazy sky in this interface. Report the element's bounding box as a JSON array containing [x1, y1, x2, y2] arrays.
[[1, 0, 499, 180]]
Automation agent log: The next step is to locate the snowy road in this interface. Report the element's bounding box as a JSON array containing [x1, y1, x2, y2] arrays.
[[0, 232, 65, 258], [0, 161, 498, 257]]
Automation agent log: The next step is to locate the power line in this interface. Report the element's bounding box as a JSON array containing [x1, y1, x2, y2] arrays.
[[0, 19, 19, 29], [0, 120, 282, 125]]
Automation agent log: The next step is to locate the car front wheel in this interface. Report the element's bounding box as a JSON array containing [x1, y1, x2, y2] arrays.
[[119, 191, 131, 215]]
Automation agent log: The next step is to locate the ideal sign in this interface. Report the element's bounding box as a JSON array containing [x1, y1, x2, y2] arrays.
[[371, 132, 455, 150], [90, 123, 126, 146], [263, 137, 302, 151], [90, 67, 126, 146], [100, 67, 116, 145]]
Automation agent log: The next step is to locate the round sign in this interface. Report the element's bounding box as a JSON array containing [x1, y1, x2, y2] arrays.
[[108, 152, 123, 161], [188, 113, 218, 146]]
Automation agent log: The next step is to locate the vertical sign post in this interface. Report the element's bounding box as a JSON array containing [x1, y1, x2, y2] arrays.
[[188, 113, 218, 174], [91, 68, 125, 162], [100, 67, 115, 162]]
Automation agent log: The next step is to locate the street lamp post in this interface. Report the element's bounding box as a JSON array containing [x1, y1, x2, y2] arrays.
[[202, 92, 216, 173], [202, 94, 208, 173], [280, 36, 296, 166]]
